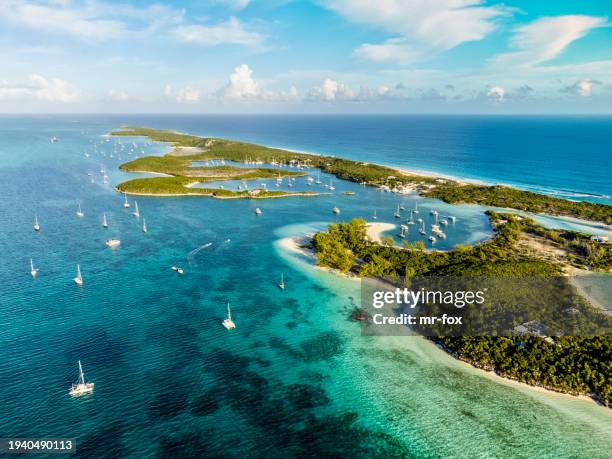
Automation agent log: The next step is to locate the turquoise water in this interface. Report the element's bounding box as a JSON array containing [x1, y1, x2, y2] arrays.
[[1, 116, 611, 457]]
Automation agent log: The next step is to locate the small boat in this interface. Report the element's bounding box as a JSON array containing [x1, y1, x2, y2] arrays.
[[399, 203, 406, 211], [394, 205, 401, 219], [332, 206, 340, 215], [142, 218, 147, 233], [278, 273, 285, 290], [76, 203, 84, 218], [440, 219, 448, 226], [437, 231, 447, 239], [407, 215, 414, 225], [417, 218, 423, 223], [398, 225, 408, 238], [34, 215, 40, 232], [372, 209, 377, 220], [255, 208, 262, 215], [419, 221, 426, 235], [102, 213, 108, 228], [222, 303, 236, 330], [329, 179, 335, 191], [30, 258, 39, 278], [448, 216, 457, 223], [413, 202, 419, 214], [428, 235, 437, 243], [105, 239, 121, 248], [171, 266, 184, 275], [430, 210, 439, 217], [51, 136, 58, 143], [74, 264, 83, 286], [123, 193, 130, 208], [315, 171, 321, 185], [132, 201, 140, 218], [69, 360, 94, 396]]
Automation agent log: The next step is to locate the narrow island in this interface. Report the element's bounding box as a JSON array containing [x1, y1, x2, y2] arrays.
[[113, 127, 611, 225]]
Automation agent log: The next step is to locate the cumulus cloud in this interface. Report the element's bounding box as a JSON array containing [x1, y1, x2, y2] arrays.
[[174, 17, 264, 47], [490, 15, 608, 68], [216, 64, 298, 102], [164, 84, 202, 103], [108, 89, 129, 101], [486, 86, 505, 102], [306, 79, 402, 102], [211, 0, 251, 10], [562, 79, 601, 97], [322, 0, 509, 64], [0, 75, 81, 102]]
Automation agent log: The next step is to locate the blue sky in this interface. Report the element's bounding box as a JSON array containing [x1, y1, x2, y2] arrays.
[[0, 0, 611, 113]]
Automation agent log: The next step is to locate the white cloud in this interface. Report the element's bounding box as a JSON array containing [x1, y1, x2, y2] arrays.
[[306, 79, 402, 102], [562, 79, 601, 97], [164, 84, 202, 103], [215, 64, 298, 102], [490, 15, 608, 68], [108, 89, 129, 101], [174, 17, 264, 47], [0, 75, 81, 102], [486, 86, 505, 101], [212, 0, 252, 10], [322, 0, 509, 64]]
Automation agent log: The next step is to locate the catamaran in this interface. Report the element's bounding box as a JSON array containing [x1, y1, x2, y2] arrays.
[[69, 360, 94, 396], [398, 225, 408, 238], [123, 193, 130, 208], [132, 201, 140, 218], [30, 259, 39, 277], [142, 217, 148, 233], [222, 303, 236, 330], [102, 213, 108, 228], [278, 273, 285, 290], [74, 264, 83, 286], [76, 203, 84, 218], [34, 215, 40, 232]]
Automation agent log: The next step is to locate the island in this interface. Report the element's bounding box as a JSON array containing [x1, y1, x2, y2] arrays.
[[312, 214, 612, 405], [112, 127, 611, 224]]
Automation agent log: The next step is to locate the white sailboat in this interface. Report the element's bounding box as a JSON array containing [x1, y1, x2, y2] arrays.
[[142, 217, 148, 233], [69, 360, 94, 396], [30, 258, 39, 277], [255, 207, 262, 215], [222, 303, 236, 330], [34, 215, 40, 232], [413, 202, 419, 214], [76, 203, 84, 218], [102, 213, 108, 228], [74, 264, 83, 286], [132, 201, 140, 218], [419, 220, 426, 235], [123, 193, 130, 208], [394, 205, 401, 219], [315, 171, 321, 185], [332, 206, 340, 215], [372, 209, 377, 220], [328, 178, 335, 191], [278, 273, 285, 290]]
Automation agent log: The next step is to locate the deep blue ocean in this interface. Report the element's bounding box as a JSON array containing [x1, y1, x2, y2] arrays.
[[0, 115, 610, 458]]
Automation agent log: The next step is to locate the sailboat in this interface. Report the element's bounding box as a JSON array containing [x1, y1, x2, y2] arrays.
[[315, 171, 321, 185], [278, 273, 285, 290], [69, 360, 94, 396], [255, 207, 262, 216], [142, 217, 148, 233], [34, 215, 40, 232], [332, 206, 340, 215], [30, 259, 39, 277], [394, 205, 401, 218], [123, 193, 130, 208], [419, 220, 426, 235], [372, 209, 377, 220], [399, 202, 406, 211], [102, 213, 108, 228], [132, 201, 140, 218], [328, 178, 335, 191], [413, 202, 419, 214], [73, 264, 83, 286], [222, 303, 236, 330], [76, 203, 84, 218]]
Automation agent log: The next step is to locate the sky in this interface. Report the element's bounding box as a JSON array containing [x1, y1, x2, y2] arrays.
[[0, 0, 611, 113]]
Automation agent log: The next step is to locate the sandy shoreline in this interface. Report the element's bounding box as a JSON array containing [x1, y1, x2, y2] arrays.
[[366, 222, 396, 243], [116, 188, 319, 200]]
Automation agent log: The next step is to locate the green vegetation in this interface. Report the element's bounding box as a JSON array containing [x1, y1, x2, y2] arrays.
[[426, 184, 612, 225], [113, 127, 611, 224], [312, 215, 612, 405]]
